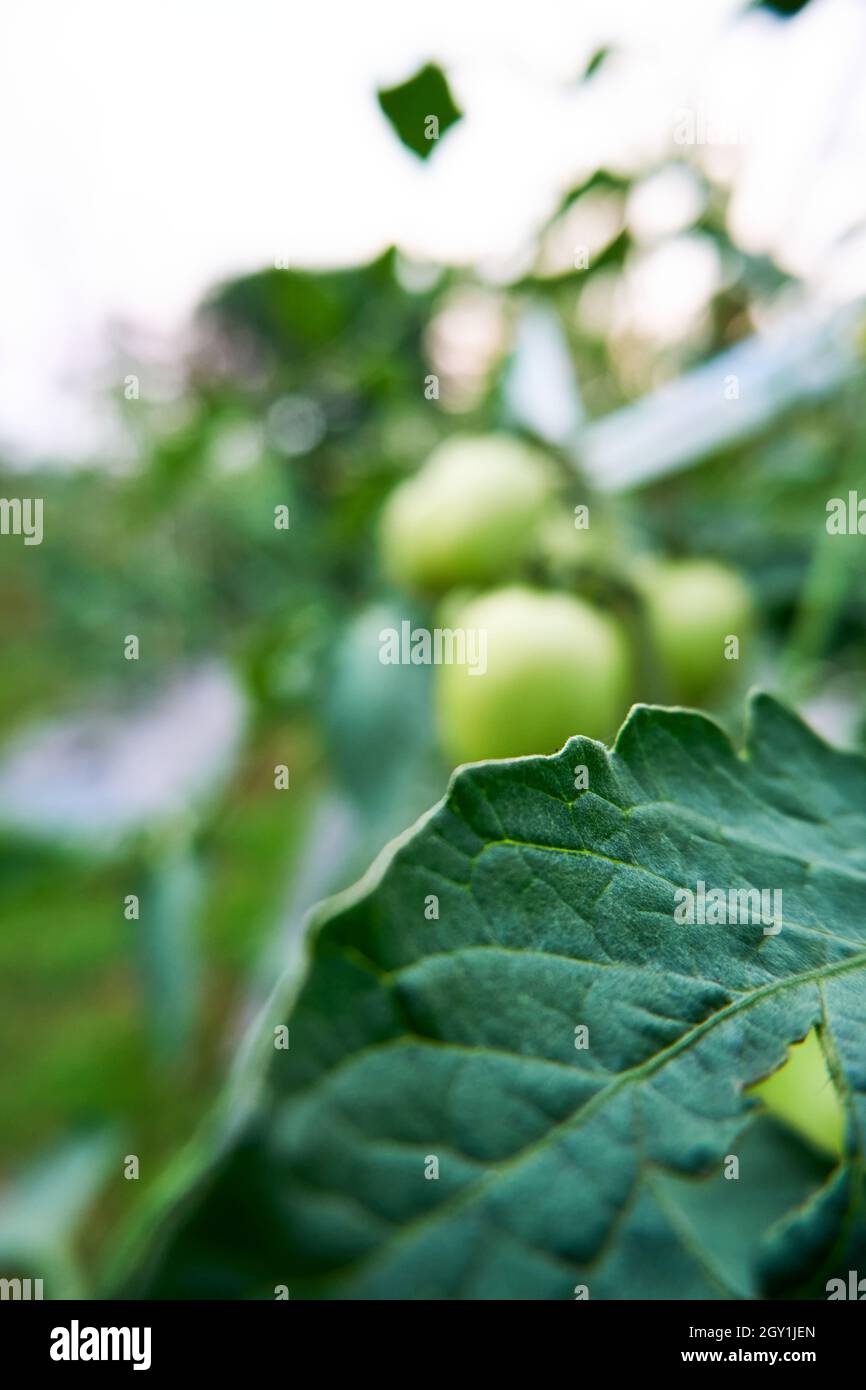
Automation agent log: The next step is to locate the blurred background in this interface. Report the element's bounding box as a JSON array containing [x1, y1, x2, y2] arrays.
[[0, 0, 865, 1296]]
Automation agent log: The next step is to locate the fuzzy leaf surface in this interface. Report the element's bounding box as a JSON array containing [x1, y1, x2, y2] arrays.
[[134, 695, 866, 1299]]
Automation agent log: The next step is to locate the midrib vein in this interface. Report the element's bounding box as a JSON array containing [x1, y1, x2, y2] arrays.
[[315, 946, 866, 1291]]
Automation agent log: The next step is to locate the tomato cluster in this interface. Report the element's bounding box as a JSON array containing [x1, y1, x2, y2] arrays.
[[378, 435, 755, 763]]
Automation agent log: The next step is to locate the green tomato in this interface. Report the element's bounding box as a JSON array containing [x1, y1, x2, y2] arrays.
[[750, 1027, 845, 1159], [636, 558, 753, 703], [379, 435, 553, 592], [435, 585, 632, 764]]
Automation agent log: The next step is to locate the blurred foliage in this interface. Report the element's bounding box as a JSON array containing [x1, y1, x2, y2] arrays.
[[754, 0, 814, 17], [377, 63, 462, 159]]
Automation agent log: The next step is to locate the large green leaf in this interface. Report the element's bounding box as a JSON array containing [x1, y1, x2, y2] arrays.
[[131, 694, 866, 1299]]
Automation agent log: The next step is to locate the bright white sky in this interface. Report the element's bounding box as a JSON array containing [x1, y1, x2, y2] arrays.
[[2, 0, 866, 462]]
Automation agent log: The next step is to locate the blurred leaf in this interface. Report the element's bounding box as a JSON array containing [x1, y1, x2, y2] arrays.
[[377, 63, 462, 160], [136, 839, 204, 1061], [752, 0, 813, 16], [211, 268, 347, 352], [582, 47, 612, 80], [321, 603, 446, 857]]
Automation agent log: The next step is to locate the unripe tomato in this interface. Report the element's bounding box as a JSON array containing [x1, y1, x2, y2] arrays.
[[751, 1027, 845, 1159], [636, 558, 753, 703], [434, 585, 632, 764], [378, 435, 553, 592]]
